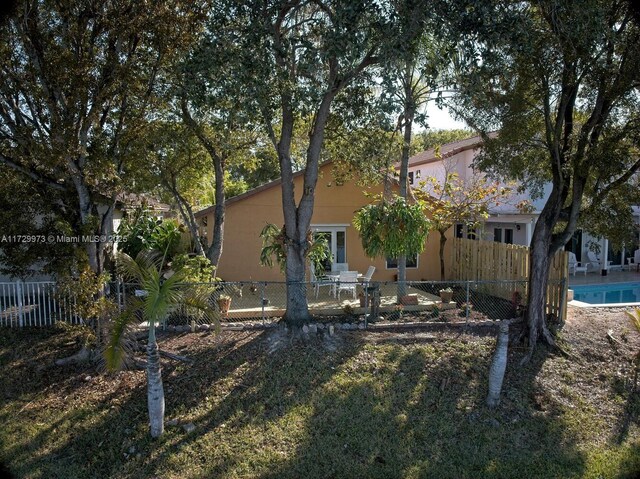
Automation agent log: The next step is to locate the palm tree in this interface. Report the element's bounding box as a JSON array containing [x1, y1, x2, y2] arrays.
[[105, 251, 219, 438]]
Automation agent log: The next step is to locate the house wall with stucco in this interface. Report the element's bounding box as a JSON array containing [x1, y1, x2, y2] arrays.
[[197, 163, 449, 282]]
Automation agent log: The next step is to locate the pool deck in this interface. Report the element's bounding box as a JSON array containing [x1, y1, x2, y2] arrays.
[[568, 269, 640, 287]]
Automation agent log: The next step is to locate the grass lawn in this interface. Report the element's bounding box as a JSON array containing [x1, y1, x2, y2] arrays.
[[0, 309, 639, 479]]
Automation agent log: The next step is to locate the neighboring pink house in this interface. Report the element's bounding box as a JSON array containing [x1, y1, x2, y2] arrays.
[[404, 134, 640, 271]]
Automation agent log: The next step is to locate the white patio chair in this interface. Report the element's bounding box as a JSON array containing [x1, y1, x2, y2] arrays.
[[310, 264, 334, 298], [567, 252, 587, 276], [627, 249, 640, 272], [363, 265, 376, 282], [336, 270, 358, 300], [586, 251, 602, 271]]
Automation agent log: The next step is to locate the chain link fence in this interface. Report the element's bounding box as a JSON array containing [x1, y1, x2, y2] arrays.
[[1, 278, 566, 328], [111, 279, 538, 327]]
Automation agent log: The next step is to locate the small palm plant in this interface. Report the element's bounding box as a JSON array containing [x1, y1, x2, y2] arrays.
[[105, 251, 219, 438]]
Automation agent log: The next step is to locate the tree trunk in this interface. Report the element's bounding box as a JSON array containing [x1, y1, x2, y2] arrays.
[[180, 98, 226, 268], [523, 196, 562, 362], [206, 154, 225, 268], [171, 186, 206, 257], [279, 88, 336, 326], [283, 241, 311, 326], [525, 227, 556, 357], [73, 177, 114, 275], [146, 325, 165, 438], [487, 320, 509, 408], [439, 230, 447, 281], [397, 68, 414, 301], [397, 255, 407, 299], [75, 180, 101, 273]]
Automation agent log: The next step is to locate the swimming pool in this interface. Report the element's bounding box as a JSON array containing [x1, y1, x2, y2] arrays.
[[571, 282, 640, 305]]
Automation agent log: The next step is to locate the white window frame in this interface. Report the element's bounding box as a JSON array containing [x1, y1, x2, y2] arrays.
[[386, 254, 419, 270], [311, 224, 348, 268]]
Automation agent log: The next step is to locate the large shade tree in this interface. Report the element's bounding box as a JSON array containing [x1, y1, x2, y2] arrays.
[[200, 0, 415, 325], [0, 0, 204, 274], [450, 0, 640, 359]]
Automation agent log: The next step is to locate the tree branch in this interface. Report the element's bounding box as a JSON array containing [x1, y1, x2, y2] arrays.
[[0, 153, 67, 191]]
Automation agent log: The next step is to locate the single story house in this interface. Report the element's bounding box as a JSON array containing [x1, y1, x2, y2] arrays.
[[405, 134, 640, 271], [195, 162, 447, 282]]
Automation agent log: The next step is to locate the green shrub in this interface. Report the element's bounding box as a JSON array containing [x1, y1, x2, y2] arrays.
[[119, 208, 188, 263], [171, 254, 216, 283]]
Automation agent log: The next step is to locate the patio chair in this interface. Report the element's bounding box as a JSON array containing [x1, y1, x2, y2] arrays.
[[310, 264, 335, 298], [336, 270, 358, 300], [363, 265, 376, 282], [586, 251, 603, 271], [567, 252, 587, 276], [628, 249, 640, 272], [332, 263, 349, 272]]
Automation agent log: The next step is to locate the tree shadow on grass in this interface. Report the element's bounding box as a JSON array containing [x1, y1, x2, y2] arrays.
[[2, 324, 632, 479], [138, 328, 365, 478], [1, 327, 281, 479], [0, 328, 154, 478], [254, 332, 589, 479]]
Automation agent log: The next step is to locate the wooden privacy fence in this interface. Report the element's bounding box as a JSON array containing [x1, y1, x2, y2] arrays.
[[450, 238, 569, 321]]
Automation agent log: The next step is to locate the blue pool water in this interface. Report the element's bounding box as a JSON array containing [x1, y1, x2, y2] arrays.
[[572, 282, 640, 305]]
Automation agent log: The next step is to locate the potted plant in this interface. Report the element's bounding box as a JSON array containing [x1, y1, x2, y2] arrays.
[[217, 294, 232, 315], [439, 287, 453, 303]]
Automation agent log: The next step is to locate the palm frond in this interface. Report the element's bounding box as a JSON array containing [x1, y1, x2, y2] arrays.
[[116, 250, 162, 283], [104, 297, 144, 372]]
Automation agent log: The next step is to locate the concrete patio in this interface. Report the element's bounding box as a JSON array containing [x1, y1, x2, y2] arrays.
[[221, 283, 457, 320]]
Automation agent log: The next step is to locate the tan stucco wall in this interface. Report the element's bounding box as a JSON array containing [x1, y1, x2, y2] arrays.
[[202, 164, 450, 282]]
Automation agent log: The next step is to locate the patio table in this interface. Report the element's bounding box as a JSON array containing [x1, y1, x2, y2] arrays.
[[325, 272, 364, 297]]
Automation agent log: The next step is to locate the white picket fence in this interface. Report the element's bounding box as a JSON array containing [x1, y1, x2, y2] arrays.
[[0, 281, 82, 327]]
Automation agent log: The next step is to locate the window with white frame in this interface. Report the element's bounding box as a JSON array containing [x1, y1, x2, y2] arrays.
[[386, 255, 418, 269]]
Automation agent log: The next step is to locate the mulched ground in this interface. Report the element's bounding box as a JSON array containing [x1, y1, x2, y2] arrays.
[[3, 306, 637, 412]]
